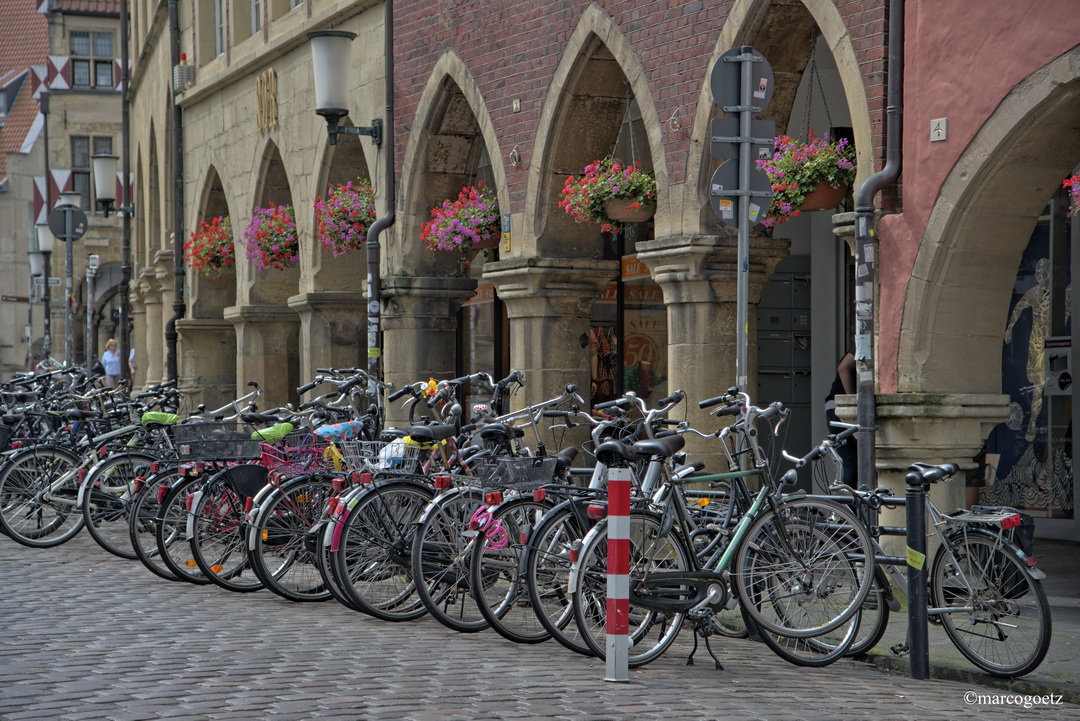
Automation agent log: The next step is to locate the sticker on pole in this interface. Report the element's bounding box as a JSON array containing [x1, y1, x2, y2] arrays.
[[906, 546, 926, 571]]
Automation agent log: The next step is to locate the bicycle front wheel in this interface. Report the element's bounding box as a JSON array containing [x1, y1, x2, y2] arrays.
[[735, 498, 873, 638], [188, 466, 264, 593], [80, 452, 158, 559], [128, 464, 184, 582], [571, 511, 690, 668], [931, 528, 1051, 677], [0, 445, 84, 548]]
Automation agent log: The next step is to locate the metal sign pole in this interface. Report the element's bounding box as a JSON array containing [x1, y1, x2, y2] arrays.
[[64, 209, 73, 365], [735, 52, 752, 390]]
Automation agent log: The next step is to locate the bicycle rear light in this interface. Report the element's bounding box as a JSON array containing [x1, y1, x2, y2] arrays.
[[332, 477, 347, 492], [532, 488, 546, 502], [1001, 513, 1022, 530], [134, 477, 145, 492], [149, 462, 159, 473], [359, 472, 373, 485], [434, 475, 452, 489], [484, 491, 503, 505], [244, 497, 253, 513], [157, 485, 169, 502], [587, 504, 606, 520]]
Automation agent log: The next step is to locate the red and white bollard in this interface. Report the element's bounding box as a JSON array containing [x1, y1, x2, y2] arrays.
[[605, 465, 632, 682]]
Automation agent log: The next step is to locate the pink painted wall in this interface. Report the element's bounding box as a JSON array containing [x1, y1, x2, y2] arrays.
[[876, 1, 1080, 392]]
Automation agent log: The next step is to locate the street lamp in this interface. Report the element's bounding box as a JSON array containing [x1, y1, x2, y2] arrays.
[[36, 224, 55, 363], [92, 154, 119, 216], [307, 14, 396, 394], [307, 30, 382, 147]]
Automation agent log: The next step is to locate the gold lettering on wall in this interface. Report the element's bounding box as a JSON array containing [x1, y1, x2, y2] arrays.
[[256, 68, 278, 132]]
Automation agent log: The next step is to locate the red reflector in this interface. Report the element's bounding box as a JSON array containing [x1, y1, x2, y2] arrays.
[[99, 446, 109, 458], [1001, 514, 1022, 530], [244, 497, 253, 513], [484, 491, 503, 505], [77, 469, 87, 483], [11, 441, 22, 449], [434, 475, 452, 489], [569, 548, 579, 563], [1026, 556, 1038, 567], [532, 488, 546, 502], [467, 519, 480, 531], [185, 494, 194, 511], [157, 486, 169, 502], [359, 473, 373, 485], [150, 462, 160, 473], [194, 462, 205, 474], [327, 497, 339, 514], [520, 531, 528, 545], [134, 477, 145, 492], [587, 504, 606, 520], [332, 477, 346, 492]]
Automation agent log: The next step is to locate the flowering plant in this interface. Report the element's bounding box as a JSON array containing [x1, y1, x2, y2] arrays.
[[756, 131, 856, 227], [184, 216, 234, 278], [421, 183, 501, 253], [1064, 175, 1080, 216], [559, 158, 656, 232], [243, 203, 299, 271], [314, 179, 377, 257]]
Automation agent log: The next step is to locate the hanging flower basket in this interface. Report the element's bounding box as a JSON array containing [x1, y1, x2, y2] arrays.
[[799, 181, 849, 212], [1064, 174, 1080, 216], [560, 158, 657, 233], [314, 179, 377, 257], [421, 183, 501, 253], [184, 216, 234, 279], [756, 131, 856, 227], [243, 203, 299, 271]]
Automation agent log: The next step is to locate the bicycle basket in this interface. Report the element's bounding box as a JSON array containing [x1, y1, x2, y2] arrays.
[[260, 429, 334, 473], [336, 439, 423, 474], [172, 422, 261, 461], [466, 455, 558, 491]]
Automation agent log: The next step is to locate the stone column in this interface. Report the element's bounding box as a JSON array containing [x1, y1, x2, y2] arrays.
[[381, 276, 478, 426], [836, 392, 1009, 555], [484, 258, 619, 408], [223, 304, 301, 408], [128, 288, 147, 391], [176, 317, 237, 411], [288, 291, 366, 383], [635, 234, 788, 462], [138, 270, 164, 387]]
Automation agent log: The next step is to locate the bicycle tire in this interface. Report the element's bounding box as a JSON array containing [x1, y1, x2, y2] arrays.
[[0, 445, 85, 548], [155, 473, 212, 585], [469, 496, 553, 644], [753, 606, 859, 667], [331, 479, 434, 621], [188, 465, 265, 593], [127, 464, 184, 582], [931, 527, 1051, 677], [411, 486, 489, 633], [249, 474, 335, 602], [571, 510, 691, 668], [522, 498, 597, 655], [735, 497, 874, 638], [844, 565, 892, 657], [80, 452, 159, 559]]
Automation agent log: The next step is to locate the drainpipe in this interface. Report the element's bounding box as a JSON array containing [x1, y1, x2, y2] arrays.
[[164, 0, 185, 381], [119, 0, 132, 383], [365, 0, 395, 389], [852, 0, 903, 489]]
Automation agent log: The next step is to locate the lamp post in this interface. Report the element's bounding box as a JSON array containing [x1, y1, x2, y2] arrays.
[[57, 190, 82, 365], [308, 4, 395, 394], [36, 224, 55, 364]]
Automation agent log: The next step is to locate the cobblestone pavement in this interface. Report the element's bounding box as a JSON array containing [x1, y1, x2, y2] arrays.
[[2, 533, 1078, 721]]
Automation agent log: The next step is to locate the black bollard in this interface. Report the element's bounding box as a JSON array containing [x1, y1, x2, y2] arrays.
[[905, 469, 929, 679]]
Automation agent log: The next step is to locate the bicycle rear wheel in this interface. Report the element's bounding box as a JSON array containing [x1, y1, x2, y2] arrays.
[[80, 452, 158, 559], [249, 474, 335, 602], [155, 474, 212, 585], [931, 528, 1051, 677], [128, 464, 184, 582], [189, 465, 265, 593], [469, 496, 552, 644], [571, 511, 690, 668], [0, 445, 84, 548], [735, 498, 873, 638]]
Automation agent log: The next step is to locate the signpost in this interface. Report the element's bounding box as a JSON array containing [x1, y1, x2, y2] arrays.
[[709, 46, 775, 389], [47, 200, 88, 365]]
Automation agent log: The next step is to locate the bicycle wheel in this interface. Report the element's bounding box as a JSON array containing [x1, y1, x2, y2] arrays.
[[571, 511, 691, 668], [469, 496, 552, 644], [844, 565, 893, 657], [735, 497, 874, 638], [753, 606, 859, 667], [249, 474, 335, 602], [80, 452, 158, 559], [189, 465, 265, 593], [332, 479, 434, 621], [0, 445, 84, 548], [411, 486, 489, 633], [931, 528, 1051, 677], [155, 474, 212, 585], [522, 499, 597, 655], [128, 464, 184, 582]]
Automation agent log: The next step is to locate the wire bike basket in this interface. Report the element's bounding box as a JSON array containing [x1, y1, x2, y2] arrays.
[[172, 422, 262, 461], [335, 439, 424, 474], [460, 455, 558, 492]]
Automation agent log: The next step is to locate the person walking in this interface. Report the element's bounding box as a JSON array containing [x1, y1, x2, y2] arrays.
[[101, 338, 122, 388]]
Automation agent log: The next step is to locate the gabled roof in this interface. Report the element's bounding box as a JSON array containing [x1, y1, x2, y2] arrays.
[[0, 0, 49, 182], [43, 0, 120, 16]]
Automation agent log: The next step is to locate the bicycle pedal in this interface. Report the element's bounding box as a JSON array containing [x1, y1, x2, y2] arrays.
[[890, 643, 909, 656]]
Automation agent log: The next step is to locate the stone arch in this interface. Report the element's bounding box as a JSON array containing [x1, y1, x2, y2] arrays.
[[248, 138, 300, 305], [398, 50, 507, 276], [898, 49, 1080, 393], [189, 164, 236, 318], [309, 126, 371, 290], [685, 0, 874, 228], [526, 4, 668, 251]]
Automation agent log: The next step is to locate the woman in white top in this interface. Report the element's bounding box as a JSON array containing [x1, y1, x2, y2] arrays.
[[101, 338, 122, 388]]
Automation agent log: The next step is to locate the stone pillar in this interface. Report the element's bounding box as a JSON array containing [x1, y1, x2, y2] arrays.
[[635, 234, 788, 463], [176, 318, 237, 412], [138, 270, 164, 387], [288, 291, 366, 383], [381, 276, 478, 426], [128, 289, 147, 391], [223, 304, 301, 408], [484, 258, 619, 408], [836, 392, 1009, 555]]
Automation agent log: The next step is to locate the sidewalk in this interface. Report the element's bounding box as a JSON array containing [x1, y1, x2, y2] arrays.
[[865, 538, 1080, 703]]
